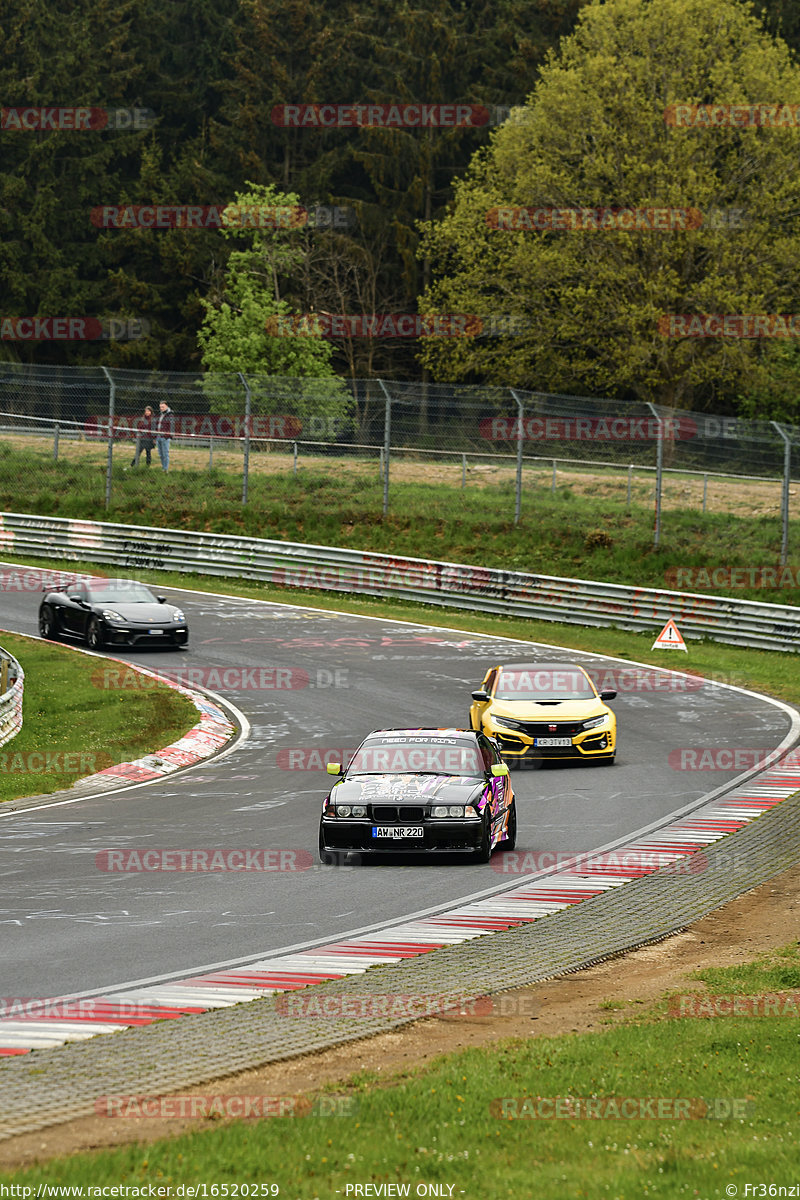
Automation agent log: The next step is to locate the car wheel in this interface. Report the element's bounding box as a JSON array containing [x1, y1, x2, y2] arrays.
[[499, 799, 517, 850], [473, 811, 493, 863], [86, 617, 104, 650], [38, 605, 57, 640]]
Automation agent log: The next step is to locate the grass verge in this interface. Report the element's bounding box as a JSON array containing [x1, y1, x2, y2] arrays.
[[0, 442, 798, 603], [0, 632, 200, 802], [3, 944, 799, 1194]]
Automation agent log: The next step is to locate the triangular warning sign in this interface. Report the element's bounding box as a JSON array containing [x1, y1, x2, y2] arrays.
[[652, 618, 687, 652]]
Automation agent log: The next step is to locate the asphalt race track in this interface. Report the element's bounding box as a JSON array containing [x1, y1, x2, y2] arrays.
[[0, 577, 793, 1002]]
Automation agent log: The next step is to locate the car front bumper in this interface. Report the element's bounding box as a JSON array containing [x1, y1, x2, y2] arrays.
[[320, 817, 484, 854], [104, 623, 189, 647], [492, 728, 615, 760]]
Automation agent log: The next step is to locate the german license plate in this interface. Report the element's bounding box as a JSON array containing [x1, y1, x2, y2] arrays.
[[372, 826, 424, 839], [148, 629, 165, 635], [534, 737, 572, 747]]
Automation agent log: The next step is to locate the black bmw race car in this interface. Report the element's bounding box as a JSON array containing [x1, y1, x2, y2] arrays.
[[38, 578, 188, 650], [318, 727, 516, 864]]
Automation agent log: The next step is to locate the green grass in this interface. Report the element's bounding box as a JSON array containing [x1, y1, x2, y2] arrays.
[[0, 632, 199, 801], [0, 442, 797, 604], [686, 942, 800, 996], [4, 947, 800, 1195]]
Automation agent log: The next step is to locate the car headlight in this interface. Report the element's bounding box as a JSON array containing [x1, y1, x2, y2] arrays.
[[491, 716, 523, 730], [101, 609, 124, 621], [335, 805, 366, 818], [172, 609, 186, 622], [430, 805, 478, 818], [583, 715, 609, 730]]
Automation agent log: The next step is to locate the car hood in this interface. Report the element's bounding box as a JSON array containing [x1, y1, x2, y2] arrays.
[[94, 603, 176, 623], [334, 774, 485, 804], [490, 698, 608, 720]]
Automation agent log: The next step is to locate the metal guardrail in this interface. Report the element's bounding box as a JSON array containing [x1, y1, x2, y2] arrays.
[[0, 645, 24, 749], [2, 511, 800, 652]]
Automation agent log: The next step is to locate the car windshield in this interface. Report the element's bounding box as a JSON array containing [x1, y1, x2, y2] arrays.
[[494, 667, 596, 701], [87, 583, 157, 605], [348, 738, 482, 776]]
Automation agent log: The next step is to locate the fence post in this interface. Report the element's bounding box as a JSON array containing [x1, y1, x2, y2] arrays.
[[462, 453, 467, 488], [509, 389, 525, 525], [293, 442, 298, 475], [239, 372, 251, 505], [645, 402, 663, 549], [378, 379, 392, 517], [53, 423, 59, 461], [771, 421, 791, 566], [627, 464, 632, 508], [702, 474, 708, 514], [101, 366, 114, 509]]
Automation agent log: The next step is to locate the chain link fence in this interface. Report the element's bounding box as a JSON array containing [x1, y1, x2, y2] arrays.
[[0, 364, 796, 556]]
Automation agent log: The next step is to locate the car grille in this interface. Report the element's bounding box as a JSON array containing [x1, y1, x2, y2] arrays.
[[512, 721, 583, 737], [371, 806, 426, 823]]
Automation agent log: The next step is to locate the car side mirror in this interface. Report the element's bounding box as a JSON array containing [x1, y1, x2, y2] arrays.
[[491, 764, 510, 777], [471, 690, 490, 702], [600, 690, 617, 701], [326, 762, 342, 775], [157, 596, 166, 603], [67, 594, 83, 604]]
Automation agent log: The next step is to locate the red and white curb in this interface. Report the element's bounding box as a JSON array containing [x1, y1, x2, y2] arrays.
[[3, 641, 239, 801], [0, 647, 243, 1054], [2, 748, 799, 1054]]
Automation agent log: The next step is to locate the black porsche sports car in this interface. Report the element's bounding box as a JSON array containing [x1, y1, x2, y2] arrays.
[[318, 727, 516, 864], [38, 578, 188, 650]]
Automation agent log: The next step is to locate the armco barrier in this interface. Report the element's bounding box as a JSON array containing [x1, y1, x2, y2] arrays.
[[0, 645, 24, 748], [1, 511, 800, 652]]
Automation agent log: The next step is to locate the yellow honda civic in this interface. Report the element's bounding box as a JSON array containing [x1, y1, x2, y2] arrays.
[[469, 661, 617, 766]]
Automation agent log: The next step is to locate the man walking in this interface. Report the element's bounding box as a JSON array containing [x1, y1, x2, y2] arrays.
[[156, 401, 174, 472]]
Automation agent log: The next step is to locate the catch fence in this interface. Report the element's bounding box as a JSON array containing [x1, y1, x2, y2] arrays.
[[0, 365, 796, 555]]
